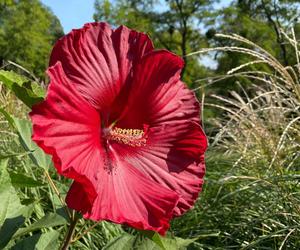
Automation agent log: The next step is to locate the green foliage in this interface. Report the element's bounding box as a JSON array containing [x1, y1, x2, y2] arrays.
[[172, 150, 300, 249], [0, 159, 32, 249], [0, 77, 67, 249], [203, 0, 300, 95], [0, 108, 51, 171], [0, 102, 64, 249], [10, 172, 45, 188], [0, 0, 64, 78], [12, 231, 60, 250], [103, 232, 195, 250], [0, 70, 45, 108], [14, 212, 68, 239], [171, 31, 300, 249], [13, 118, 52, 170]]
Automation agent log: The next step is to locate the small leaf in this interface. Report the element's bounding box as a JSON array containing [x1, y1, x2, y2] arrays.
[[140, 230, 166, 250], [0, 160, 33, 248], [30, 81, 46, 99], [13, 117, 51, 170], [12, 230, 60, 250], [11, 82, 44, 108], [0, 216, 26, 248], [14, 212, 68, 238], [0, 70, 28, 88], [0, 70, 45, 108], [10, 172, 45, 188], [103, 233, 135, 250], [0, 108, 51, 170], [161, 236, 197, 250], [0, 106, 16, 128], [103, 232, 195, 250], [0, 159, 24, 224]]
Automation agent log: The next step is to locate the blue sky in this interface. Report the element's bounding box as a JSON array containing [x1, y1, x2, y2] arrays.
[[41, 0, 95, 33], [41, 0, 232, 33]]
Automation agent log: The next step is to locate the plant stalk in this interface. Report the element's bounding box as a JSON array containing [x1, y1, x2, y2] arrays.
[[60, 213, 79, 250], [44, 170, 72, 220]]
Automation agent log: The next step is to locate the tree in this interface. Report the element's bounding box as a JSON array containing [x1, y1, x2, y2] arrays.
[[93, 0, 216, 85], [0, 0, 64, 78], [204, 0, 300, 94], [207, 0, 300, 68]]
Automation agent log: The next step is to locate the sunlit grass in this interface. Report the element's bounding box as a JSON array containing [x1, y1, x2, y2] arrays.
[[171, 29, 300, 249]]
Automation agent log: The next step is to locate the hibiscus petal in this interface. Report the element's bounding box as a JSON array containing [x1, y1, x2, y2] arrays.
[[112, 50, 207, 216], [142, 122, 207, 216], [30, 62, 102, 206], [50, 22, 153, 111], [67, 155, 179, 235], [113, 121, 207, 217], [117, 50, 200, 129]]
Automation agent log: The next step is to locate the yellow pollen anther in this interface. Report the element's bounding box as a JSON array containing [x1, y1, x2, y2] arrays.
[[107, 127, 147, 147]]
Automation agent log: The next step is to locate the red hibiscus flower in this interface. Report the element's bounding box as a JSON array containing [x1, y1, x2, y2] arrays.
[[30, 22, 207, 235]]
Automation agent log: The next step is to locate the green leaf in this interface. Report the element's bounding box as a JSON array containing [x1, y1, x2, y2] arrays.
[[14, 212, 68, 238], [13, 117, 51, 170], [12, 230, 60, 250], [0, 216, 26, 249], [0, 70, 45, 108], [35, 231, 59, 250], [0, 159, 24, 224], [0, 159, 33, 249], [9, 172, 45, 188], [11, 82, 44, 108], [141, 231, 166, 250], [30, 81, 46, 99], [161, 237, 197, 250], [0, 106, 16, 128], [0, 70, 28, 89], [103, 233, 135, 250], [0, 108, 51, 170], [103, 232, 196, 250]]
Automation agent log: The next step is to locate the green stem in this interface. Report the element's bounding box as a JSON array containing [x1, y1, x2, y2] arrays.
[[72, 221, 100, 243], [60, 213, 79, 250], [44, 170, 72, 220]]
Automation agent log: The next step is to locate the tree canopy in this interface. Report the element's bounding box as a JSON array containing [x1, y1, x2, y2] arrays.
[[94, 0, 299, 90], [0, 0, 64, 78], [209, 0, 300, 67]]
